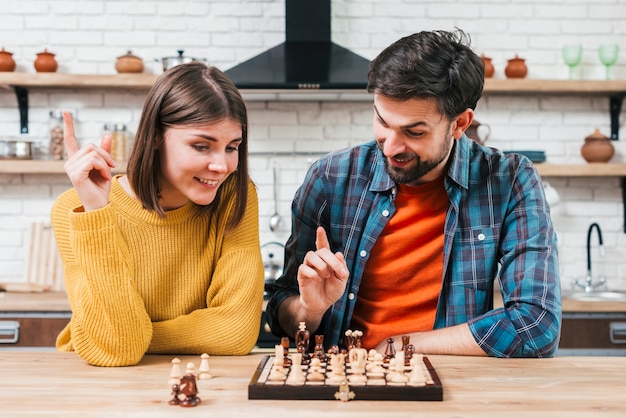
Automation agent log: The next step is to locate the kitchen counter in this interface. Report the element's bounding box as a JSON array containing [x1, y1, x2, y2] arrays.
[[0, 351, 623, 417], [0, 291, 70, 312], [1, 290, 625, 313]]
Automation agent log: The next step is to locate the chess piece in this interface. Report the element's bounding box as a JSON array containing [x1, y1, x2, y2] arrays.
[[198, 353, 213, 380], [384, 338, 396, 363], [281, 337, 292, 366], [285, 353, 306, 385], [306, 357, 325, 382], [401, 335, 410, 352], [334, 379, 355, 402], [344, 329, 356, 353], [168, 357, 182, 385], [388, 351, 408, 383], [168, 383, 181, 405], [404, 344, 415, 366], [408, 354, 426, 386], [185, 362, 196, 377], [178, 370, 201, 407], [313, 334, 327, 362]]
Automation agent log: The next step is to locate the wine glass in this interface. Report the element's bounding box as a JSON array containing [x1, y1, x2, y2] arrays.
[[598, 44, 619, 80], [562, 44, 583, 79]]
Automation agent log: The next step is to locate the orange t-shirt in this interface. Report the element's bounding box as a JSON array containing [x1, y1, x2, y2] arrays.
[[350, 175, 448, 349]]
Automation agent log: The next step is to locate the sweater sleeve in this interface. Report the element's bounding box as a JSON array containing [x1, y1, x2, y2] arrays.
[[51, 190, 153, 367], [147, 181, 265, 356]]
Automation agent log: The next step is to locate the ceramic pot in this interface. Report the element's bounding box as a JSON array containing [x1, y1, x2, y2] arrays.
[[505, 55, 527, 78], [115, 50, 144, 73], [0, 48, 16, 72], [482, 55, 494, 78], [34, 49, 58, 73], [581, 129, 614, 163]]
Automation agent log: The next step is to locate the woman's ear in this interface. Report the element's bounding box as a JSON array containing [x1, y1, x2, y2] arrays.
[[452, 109, 474, 139]]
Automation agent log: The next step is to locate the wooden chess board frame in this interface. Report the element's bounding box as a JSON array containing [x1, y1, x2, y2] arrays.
[[248, 355, 443, 401]]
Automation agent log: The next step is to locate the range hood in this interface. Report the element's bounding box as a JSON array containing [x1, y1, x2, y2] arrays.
[[225, 0, 370, 90]]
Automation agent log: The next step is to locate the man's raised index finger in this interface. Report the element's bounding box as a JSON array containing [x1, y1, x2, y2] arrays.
[[315, 226, 331, 251], [62, 111, 79, 156]]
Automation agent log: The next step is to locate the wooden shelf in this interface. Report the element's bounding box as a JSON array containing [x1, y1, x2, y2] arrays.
[[535, 163, 626, 177], [2, 159, 626, 177], [1, 73, 625, 94], [0, 159, 126, 174]]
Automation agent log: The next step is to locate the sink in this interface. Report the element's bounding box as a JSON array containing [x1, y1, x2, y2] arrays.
[[562, 291, 626, 302]]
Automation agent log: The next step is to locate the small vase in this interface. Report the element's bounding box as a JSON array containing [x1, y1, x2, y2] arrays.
[[115, 50, 144, 73], [505, 55, 527, 78], [0, 47, 16, 72], [34, 49, 58, 73], [580, 129, 614, 163], [482, 54, 494, 78]]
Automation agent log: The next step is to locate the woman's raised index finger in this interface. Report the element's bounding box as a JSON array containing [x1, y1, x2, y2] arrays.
[[62, 111, 79, 156]]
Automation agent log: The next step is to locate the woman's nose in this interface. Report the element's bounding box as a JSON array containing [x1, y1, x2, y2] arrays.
[[208, 153, 228, 173]]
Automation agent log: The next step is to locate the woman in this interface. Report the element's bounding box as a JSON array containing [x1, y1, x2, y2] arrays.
[[51, 62, 264, 367]]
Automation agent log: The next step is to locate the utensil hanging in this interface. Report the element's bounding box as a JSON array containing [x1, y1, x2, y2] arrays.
[[269, 162, 281, 231]]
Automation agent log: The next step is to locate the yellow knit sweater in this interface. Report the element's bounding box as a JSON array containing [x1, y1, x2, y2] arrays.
[[51, 175, 264, 367]]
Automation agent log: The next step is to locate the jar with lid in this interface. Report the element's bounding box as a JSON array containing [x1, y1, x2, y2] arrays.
[[49, 110, 65, 160], [106, 123, 128, 163]]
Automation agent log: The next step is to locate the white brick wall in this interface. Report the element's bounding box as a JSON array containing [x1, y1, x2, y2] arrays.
[[1, 0, 625, 291]]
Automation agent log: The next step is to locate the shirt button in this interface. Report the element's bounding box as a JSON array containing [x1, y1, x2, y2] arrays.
[[360, 250, 367, 257], [348, 293, 355, 300], [382, 209, 390, 217], [478, 233, 485, 241]]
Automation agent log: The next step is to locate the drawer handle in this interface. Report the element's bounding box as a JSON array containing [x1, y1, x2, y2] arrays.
[[610, 322, 626, 344], [0, 321, 20, 344]]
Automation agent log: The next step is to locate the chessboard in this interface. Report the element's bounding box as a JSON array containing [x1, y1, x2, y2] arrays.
[[248, 354, 443, 401]]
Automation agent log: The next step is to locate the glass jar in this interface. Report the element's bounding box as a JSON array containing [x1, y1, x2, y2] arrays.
[[48, 110, 65, 160], [109, 123, 128, 163]]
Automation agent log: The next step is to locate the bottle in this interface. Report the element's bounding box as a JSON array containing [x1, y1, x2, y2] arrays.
[[110, 123, 128, 163], [48, 110, 65, 160]]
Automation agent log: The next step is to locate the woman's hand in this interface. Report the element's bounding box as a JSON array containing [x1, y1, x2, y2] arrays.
[[62, 111, 116, 211]]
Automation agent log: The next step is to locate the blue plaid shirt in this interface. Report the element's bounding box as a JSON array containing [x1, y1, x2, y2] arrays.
[[267, 136, 561, 358]]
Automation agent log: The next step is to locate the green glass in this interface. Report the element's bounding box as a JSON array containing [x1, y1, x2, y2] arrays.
[[599, 44, 619, 80], [562, 45, 583, 79]]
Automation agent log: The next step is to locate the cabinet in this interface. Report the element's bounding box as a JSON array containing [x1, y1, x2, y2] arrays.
[[0, 314, 70, 348], [0, 292, 71, 349], [559, 312, 626, 356]]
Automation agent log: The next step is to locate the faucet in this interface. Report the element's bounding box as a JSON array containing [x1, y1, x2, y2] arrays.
[[573, 222, 607, 292]]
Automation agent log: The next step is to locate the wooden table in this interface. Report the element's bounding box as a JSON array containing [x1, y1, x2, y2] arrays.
[[0, 351, 624, 417]]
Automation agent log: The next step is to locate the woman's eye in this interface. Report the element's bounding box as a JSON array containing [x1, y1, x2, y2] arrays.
[[226, 146, 239, 152], [192, 144, 209, 151]]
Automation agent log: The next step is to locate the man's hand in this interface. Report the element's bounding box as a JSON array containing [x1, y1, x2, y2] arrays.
[[296, 226, 350, 316]]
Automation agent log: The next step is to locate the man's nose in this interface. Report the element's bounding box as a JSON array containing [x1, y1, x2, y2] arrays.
[[381, 130, 405, 156]]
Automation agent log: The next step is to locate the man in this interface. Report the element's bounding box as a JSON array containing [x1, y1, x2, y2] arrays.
[[267, 30, 561, 358]]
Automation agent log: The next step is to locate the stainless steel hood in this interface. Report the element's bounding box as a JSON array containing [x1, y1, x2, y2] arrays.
[[225, 0, 370, 90]]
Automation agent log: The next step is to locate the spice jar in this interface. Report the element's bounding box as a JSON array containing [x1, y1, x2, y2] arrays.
[[482, 54, 494, 78], [0, 47, 16, 72], [49, 110, 65, 160], [108, 123, 128, 163], [581, 129, 614, 163], [505, 55, 527, 78], [35, 49, 58, 73]]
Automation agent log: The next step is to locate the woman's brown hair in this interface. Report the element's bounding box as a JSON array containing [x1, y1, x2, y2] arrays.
[[127, 62, 249, 229]]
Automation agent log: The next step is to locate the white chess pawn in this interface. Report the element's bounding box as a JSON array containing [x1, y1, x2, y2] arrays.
[[198, 353, 213, 380], [168, 357, 181, 385]]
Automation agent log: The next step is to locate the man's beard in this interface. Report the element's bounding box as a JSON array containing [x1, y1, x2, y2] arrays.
[[378, 139, 452, 185]]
